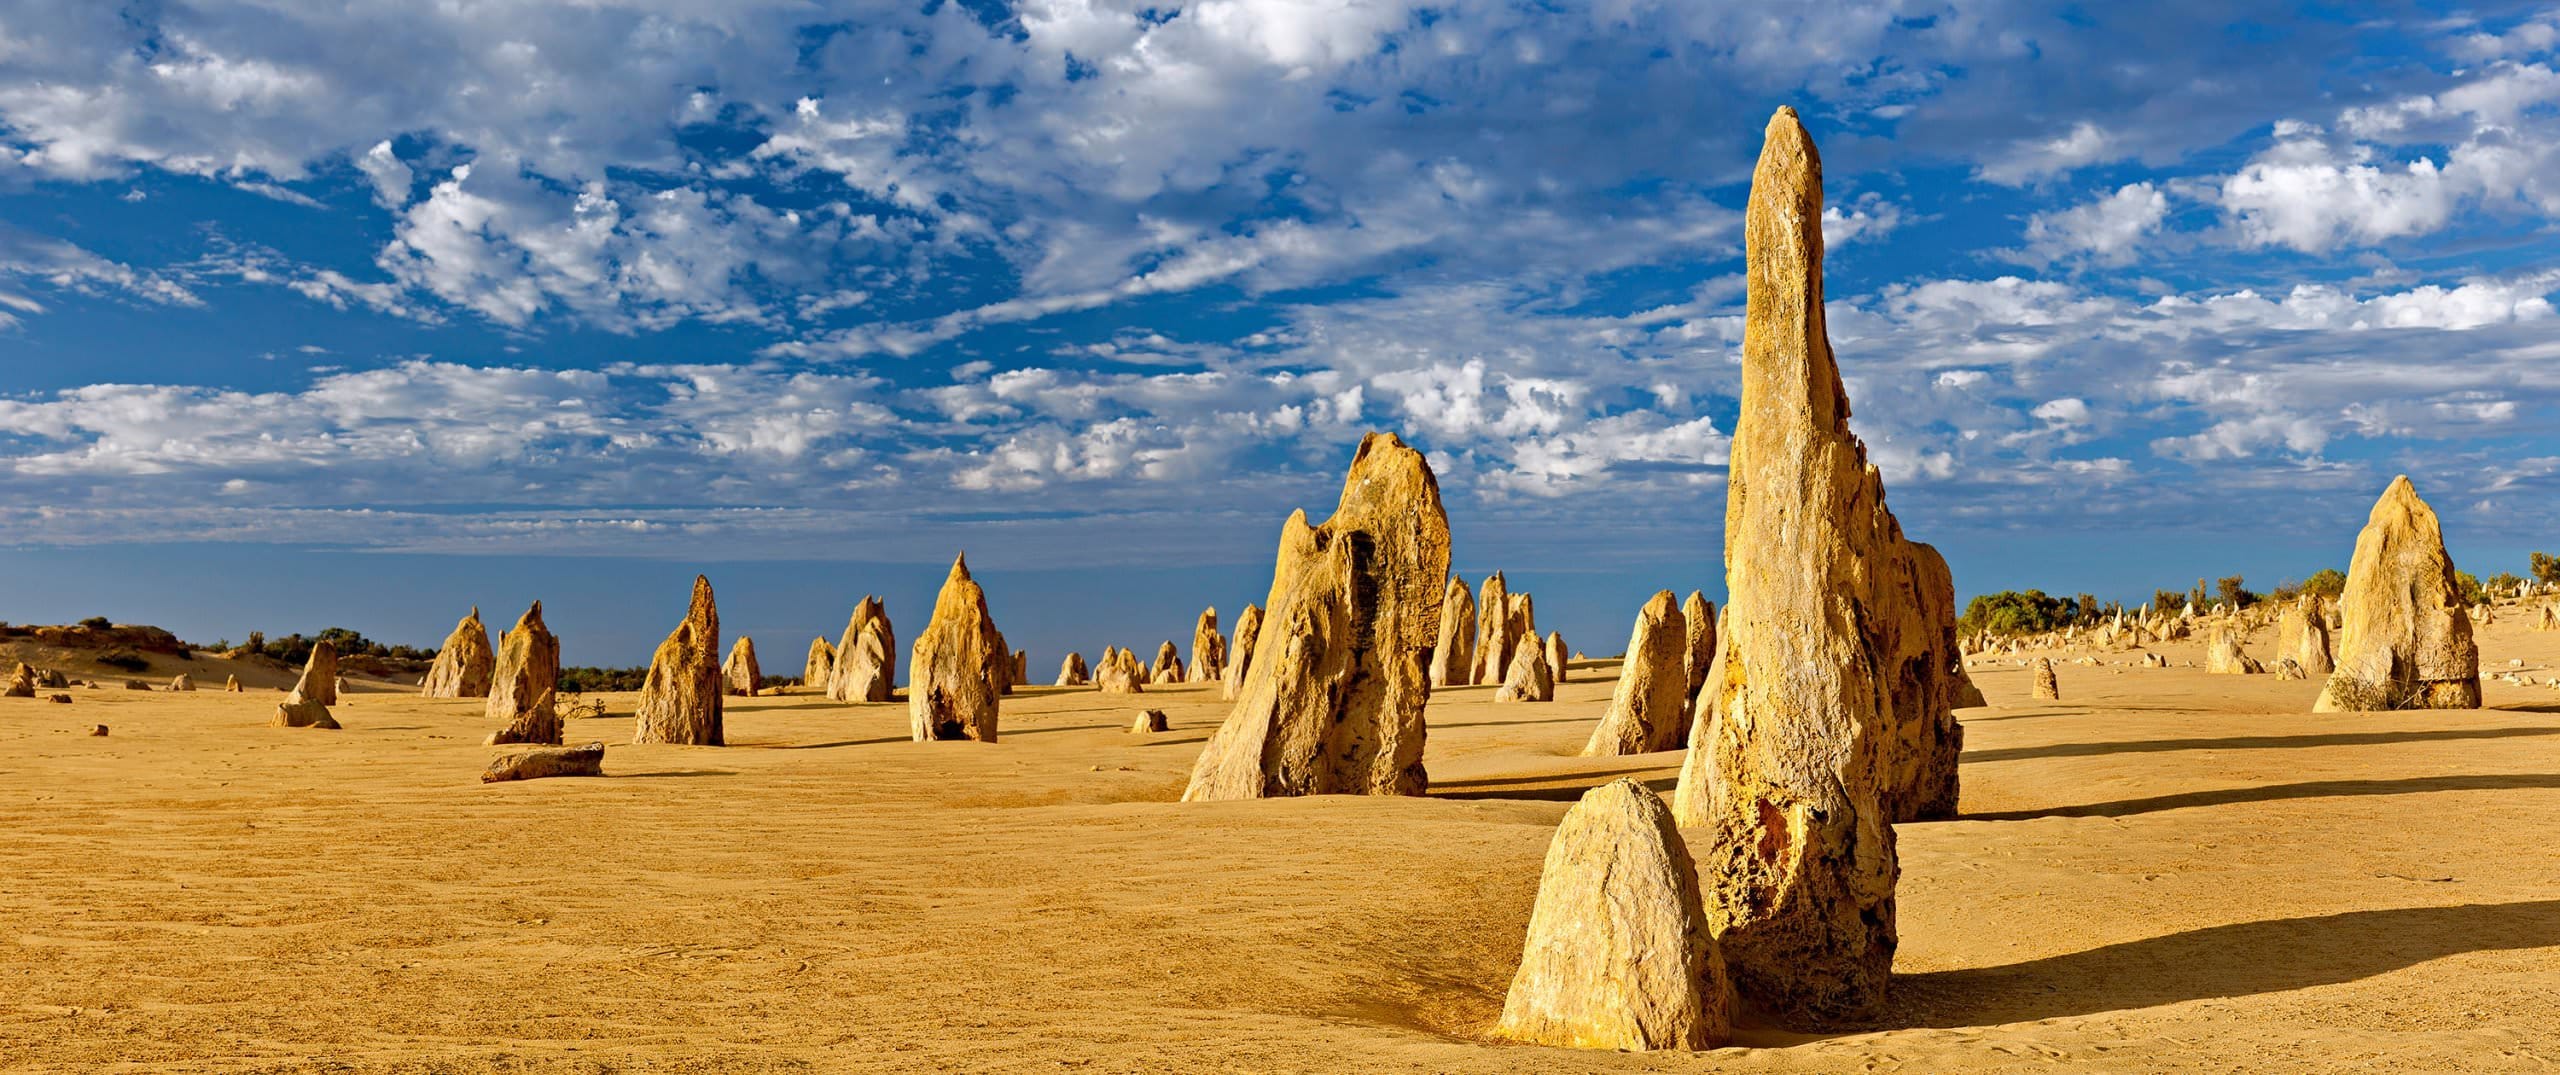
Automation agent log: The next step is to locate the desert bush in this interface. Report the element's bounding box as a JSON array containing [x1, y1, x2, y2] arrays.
[[78, 616, 112, 630], [560, 666, 650, 692], [1960, 590, 2071, 636], [97, 649, 149, 672]]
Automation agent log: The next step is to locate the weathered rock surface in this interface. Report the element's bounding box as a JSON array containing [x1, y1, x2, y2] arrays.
[[2315, 477, 2482, 712], [2205, 626, 2265, 675], [1150, 640, 1183, 684], [2032, 657, 2060, 700], [1188, 608, 1226, 682], [1183, 433, 1449, 800], [1546, 631, 1569, 685], [1493, 635, 1555, 703], [274, 641, 342, 729], [804, 637, 835, 691], [2279, 596, 2335, 676], [421, 607, 496, 699], [1131, 709, 1169, 733], [1430, 575, 1476, 688], [1222, 604, 1264, 702], [224, 674, 243, 693], [633, 575, 724, 746], [4, 662, 34, 698], [1056, 652, 1090, 687], [483, 740, 606, 783], [487, 688, 562, 746], [827, 596, 896, 703], [486, 602, 560, 734], [1491, 779, 1732, 1052], [909, 554, 1006, 742], [1667, 108, 1922, 1025], [1584, 592, 1688, 756], [1474, 572, 1512, 686], [1097, 647, 1146, 694], [1880, 538, 1970, 823], [1681, 591, 1717, 707], [723, 636, 762, 697], [169, 673, 195, 692]]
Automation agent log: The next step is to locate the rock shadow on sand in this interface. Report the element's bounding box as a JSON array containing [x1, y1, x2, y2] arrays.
[[1969, 772, 2560, 821], [1963, 725, 2560, 765], [1430, 768, 1678, 802], [1891, 899, 2560, 1027]]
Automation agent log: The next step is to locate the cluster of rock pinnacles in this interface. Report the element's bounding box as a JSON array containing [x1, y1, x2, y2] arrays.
[[316, 105, 2492, 1052]]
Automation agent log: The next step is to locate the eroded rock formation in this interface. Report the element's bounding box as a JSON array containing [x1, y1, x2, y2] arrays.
[[2206, 625, 2264, 675], [1097, 647, 1146, 694], [1667, 108, 1943, 1024], [1492, 779, 1732, 1052], [908, 554, 1006, 742], [483, 740, 605, 782], [1056, 652, 1090, 687], [633, 575, 724, 746], [273, 641, 341, 729], [1222, 604, 1264, 701], [1584, 592, 1687, 755], [2315, 477, 2482, 712], [1431, 575, 1476, 688], [1494, 635, 1555, 703], [1681, 591, 1717, 707], [2280, 596, 2334, 676], [487, 602, 559, 736], [723, 636, 762, 697], [804, 637, 835, 691], [1474, 572, 1512, 686], [487, 688, 562, 746], [1183, 433, 1449, 800], [422, 607, 496, 699], [1188, 608, 1226, 682], [827, 596, 896, 703]]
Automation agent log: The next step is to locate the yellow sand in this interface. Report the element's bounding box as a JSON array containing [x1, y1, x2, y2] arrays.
[[6, 620, 2560, 1072]]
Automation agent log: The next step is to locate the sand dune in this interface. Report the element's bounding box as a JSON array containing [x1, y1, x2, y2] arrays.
[[6, 626, 2560, 1071]]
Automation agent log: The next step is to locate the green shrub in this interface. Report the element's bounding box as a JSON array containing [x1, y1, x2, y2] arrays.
[[78, 616, 113, 630], [97, 649, 149, 672]]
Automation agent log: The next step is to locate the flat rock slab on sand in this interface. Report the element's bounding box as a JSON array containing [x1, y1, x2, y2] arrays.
[[11, 624, 2560, 1071]]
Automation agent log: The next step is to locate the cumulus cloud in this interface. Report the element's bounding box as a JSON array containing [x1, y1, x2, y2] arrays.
[[2013, 182, 2169, 266]]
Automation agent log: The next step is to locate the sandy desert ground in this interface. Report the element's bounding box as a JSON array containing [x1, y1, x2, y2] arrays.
[[8, 617, 2560, 1072]]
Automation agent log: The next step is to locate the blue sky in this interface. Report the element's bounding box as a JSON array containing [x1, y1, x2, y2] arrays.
[[2, 1, 2557, 664]]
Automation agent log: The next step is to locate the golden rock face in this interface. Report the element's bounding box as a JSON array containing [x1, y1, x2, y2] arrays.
[[2315, 476, 2482, 712], [634, 575, 724, 746], [421, 606, 494, 699], [1670, 106, 1963, 1026], [1584, 590, 1687, 757], [828, 595, 895, 703], [907, 555, 1005, 742], [487, 601, 559, 730], [1493, 779, 1732, 1052], [1183, 432, 1450, 801]]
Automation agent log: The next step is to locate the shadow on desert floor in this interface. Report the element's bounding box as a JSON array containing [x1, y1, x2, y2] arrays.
[[1963, 725, 2560, 764], [1888, 899, 2560, 1027], [1966, 772, 2560, 821]]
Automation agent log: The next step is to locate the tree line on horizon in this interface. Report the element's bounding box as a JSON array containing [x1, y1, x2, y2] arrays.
[[1958, 551, 2560, 638]]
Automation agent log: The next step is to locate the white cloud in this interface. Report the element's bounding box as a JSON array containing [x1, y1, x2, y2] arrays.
[[1976, 121, 2117, 186], [1821, 193, 1905, 247], [2015, 182, 2168, 265], [0, 227, 201, 323]]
